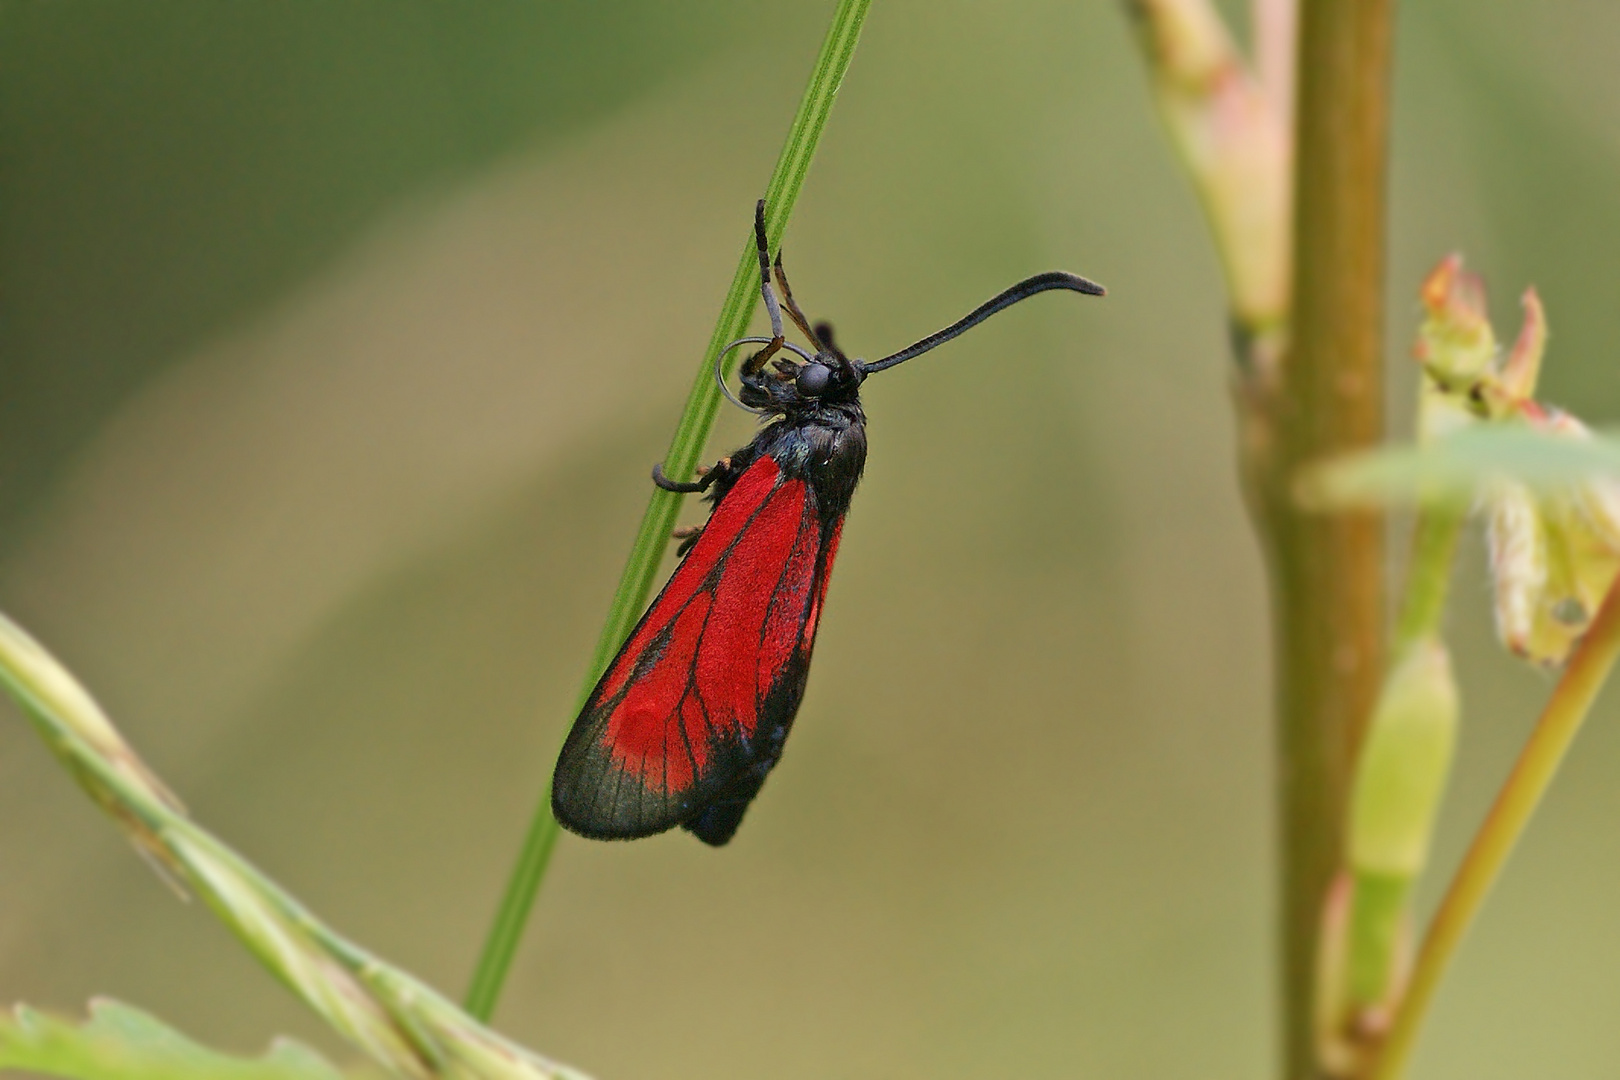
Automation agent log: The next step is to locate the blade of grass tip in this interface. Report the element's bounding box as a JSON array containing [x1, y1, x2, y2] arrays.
[[1368, 572, 1620, 1080], [462, 0, 874, 1022]]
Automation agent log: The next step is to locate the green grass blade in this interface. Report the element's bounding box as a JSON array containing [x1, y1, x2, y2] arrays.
[[0, 613, 590, 1080], [462, 0, 875, 1022]]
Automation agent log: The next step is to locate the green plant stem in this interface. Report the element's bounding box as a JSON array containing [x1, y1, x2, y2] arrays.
[[1369, 573, 1620, 1080], [462, 0, 873, 1022], [1262, 2, 1394, 1076], [1344, 871, 1407, 1006], [1390, 505, 1466, 656]]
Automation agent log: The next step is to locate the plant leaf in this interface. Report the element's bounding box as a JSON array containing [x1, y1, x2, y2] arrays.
[[0, 999, 350, 1080], [1297, 424, 1620, 509], [0, 610, 590, 1080]]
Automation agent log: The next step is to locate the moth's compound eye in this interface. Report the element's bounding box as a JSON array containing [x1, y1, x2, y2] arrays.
[[795, 362, 833, 397]]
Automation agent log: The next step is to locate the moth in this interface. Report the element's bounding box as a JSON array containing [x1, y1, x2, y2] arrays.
[[553, 201, 1104, 845]]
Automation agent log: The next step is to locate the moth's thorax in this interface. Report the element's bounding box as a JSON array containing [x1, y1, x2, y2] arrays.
[[756, 402, 867, 518]]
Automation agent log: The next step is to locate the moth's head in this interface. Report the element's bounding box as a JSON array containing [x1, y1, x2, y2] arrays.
[[782, 340, 866, 405], [734, 321, 866, 414], [741, 354, 862, 412], [798, 321, 867, 401]]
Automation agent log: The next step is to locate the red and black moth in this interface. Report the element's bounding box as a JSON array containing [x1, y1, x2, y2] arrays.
[[552, 201, 1104, 846]]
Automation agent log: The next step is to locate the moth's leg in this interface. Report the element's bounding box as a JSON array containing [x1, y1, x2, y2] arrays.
[[771, 252, 822, 349], [671, 524, 704, 556], [651, 464, 710, 493], [650, 455, 734, 494], [657, 455, 735, 550], [742, 200, 786, 377]]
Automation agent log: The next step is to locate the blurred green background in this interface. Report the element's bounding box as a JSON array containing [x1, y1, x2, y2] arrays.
[[3, 2, 1620, 1077]]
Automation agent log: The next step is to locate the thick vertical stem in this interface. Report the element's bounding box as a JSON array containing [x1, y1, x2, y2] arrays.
[[1263, 2, 1394, 1076]]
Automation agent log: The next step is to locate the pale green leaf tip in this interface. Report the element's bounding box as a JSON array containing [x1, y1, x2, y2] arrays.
[[0, 998, 348, 1080], [1297, 425, 1620, 511]]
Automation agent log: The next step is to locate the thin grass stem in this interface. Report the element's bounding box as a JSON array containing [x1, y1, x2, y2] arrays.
[[461, 0, 874, 1022], [1389, 505, 1466, 657]]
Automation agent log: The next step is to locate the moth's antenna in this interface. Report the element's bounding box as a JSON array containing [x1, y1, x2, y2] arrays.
[[861, 271, 1105, 374]]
